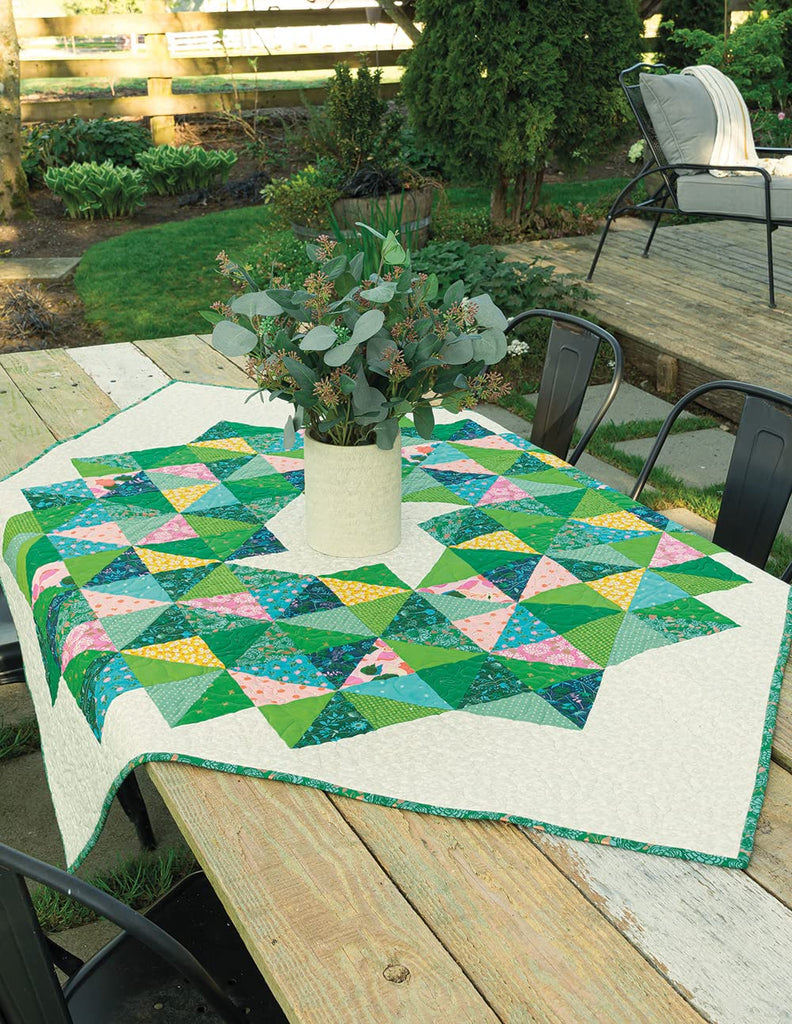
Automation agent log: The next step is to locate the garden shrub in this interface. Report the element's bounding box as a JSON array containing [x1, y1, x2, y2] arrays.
[[136, 145, 238, 196], [656, 0, 722, 70], [23, 117, 151, 186], [262, 159, 345, 228], [401, 0, 641, 227], [44, 162, 147, 219]]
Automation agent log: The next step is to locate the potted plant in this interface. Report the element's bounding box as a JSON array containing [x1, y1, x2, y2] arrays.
[[205, 227, 510, 558], [263, 62, 435, 249]]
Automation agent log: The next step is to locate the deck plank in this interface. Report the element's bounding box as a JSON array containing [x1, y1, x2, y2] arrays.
[[134, 334, 252, 387], [67, 342, 170, 408], [148, 764, 501, 1024], [0, 363, 56, 478], [331, 797, 707, 1024]]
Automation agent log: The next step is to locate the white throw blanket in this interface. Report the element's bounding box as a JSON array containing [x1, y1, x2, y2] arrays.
[[681, 64, 792, 176]]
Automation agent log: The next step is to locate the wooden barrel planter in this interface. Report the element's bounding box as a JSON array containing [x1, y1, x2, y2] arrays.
[[292, 186, 434, 250]]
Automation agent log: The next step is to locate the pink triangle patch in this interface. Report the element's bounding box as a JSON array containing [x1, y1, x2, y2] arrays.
[[181, 593, 272, 621], [520, 556, 581, 600], [140, 515, 200, 545], [55, 522, 129, 547], [229, 671, 334, 706], [650, 533, 705, 568], [31, 562, 72, 602], [61, 620, 116, 670], [477, 478, 530, 505], [82, 590, 170, 618], [148, 463, 217, 481], [454, 603, 516, 651], [263, 454, 304, 473], [420, 574, 512, 604], [455, 435, 520, 451], [426, 458, 494, 475], [500, 635, 600, 669]]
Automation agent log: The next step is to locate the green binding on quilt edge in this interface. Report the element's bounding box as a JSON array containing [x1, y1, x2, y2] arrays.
[[3, 380, 785, 872]]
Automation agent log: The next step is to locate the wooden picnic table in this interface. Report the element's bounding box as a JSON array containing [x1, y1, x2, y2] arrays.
[[2, 335, 791, 1024]]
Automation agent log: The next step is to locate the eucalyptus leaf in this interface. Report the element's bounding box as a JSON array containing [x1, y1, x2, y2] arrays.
[[339, 374, 356, 394], [349, 251, 365, 282], [374, 417, 400, 450], [282, 355, 317, 391], [211, 320, 258, 357], [382, 231, 407, 266], [396, 267, 412, 293], [424, 273, 439, 302], [360, 281, 397, 303], [444, 280, 466, 307], [320, 255, 348, 280], [351, 308, 386, 345], [305, 242, 319, 261], [440, 335, 475, 365], [283, 415, 296, 450], [199, 308, 223, 325], [334, 271, 357, 297], [355, 221, 385, 240], [352, 371, 388, 419], [413, 403, 435, 440], [472, 326, 508, 364], [231, 291, 284, 318], [323, 337, 359, 367], [299, 324, 338, 351], [472, 293, 508, 330], [366, 335, 392, 373]]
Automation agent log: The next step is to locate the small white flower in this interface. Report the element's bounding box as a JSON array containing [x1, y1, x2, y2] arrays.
[[506, 339, 531, 358], [628, 139, 645, 163]]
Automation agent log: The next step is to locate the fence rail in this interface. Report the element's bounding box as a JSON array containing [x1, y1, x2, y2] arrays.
[[17, 4, 405, 138]]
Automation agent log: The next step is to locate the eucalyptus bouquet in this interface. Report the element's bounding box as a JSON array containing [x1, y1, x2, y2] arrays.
[[206, 227, 510, 450]]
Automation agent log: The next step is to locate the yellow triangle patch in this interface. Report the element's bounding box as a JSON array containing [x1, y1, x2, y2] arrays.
[[533, 451, 568, 468], [135, 547, 217, 573], [191, 438, 256, 454], [319, 577, 408, 606], [455, 531, 537, 553], [579, 510, 661, 532], [586, 569, 646, 610], [125, 635, 223, 666], [161, 483, 216, 513]]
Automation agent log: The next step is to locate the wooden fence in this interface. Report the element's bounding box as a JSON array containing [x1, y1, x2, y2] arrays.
[[16, 5, 407, 142]]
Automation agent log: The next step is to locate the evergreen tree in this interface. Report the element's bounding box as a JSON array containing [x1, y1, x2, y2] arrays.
[[656, 0, 722, 70], [401, 0, 641, 227]]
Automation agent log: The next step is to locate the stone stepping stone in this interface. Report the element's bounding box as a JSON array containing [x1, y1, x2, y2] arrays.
[[614, 428, 734, 488], [0, 257, 80, 283]]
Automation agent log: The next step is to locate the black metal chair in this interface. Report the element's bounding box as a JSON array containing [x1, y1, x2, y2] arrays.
[[631, 381, 792, 581], [0, 585, 157, 851], [0, 842, 286, 1023], [505, 308, 623, 465], [588, 63, 792, 307]]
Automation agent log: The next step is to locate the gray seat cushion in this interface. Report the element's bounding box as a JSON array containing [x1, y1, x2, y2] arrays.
[[639, 73, 717, 174], [677, 172, 792, 221]]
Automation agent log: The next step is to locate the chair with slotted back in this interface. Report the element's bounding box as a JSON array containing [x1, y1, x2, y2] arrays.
[[0, 842, 287, 1024], [587, 62, 792, 307], [0, 585, 156, 851], [505, 309, 623, 465], [631, 381, 792, 580]]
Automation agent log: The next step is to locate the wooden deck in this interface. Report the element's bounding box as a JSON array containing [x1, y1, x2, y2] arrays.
[[505, 219, 792, 418]]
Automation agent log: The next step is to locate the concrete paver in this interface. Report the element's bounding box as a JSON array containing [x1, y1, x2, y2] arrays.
[[525, 382, 691, 428], [613, 428, 735, 488], [0, 257, 80, 283]]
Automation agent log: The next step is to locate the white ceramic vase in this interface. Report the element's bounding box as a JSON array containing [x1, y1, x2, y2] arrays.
[[303, 431, 402, 557]]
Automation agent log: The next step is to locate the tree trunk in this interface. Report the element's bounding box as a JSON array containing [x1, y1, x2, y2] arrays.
[[524, 163, 546, 219], [490, 171, 509, 226], [511, 169, 527, 226], [375, 0, 422, 43], [0, 0, 30, 220]]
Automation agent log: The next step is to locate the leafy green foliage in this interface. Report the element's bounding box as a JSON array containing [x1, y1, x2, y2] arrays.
[[656, 0, 723, 70], [136, 145, 238, 197], [262, 159, 345, 228], [672, 6, 792, 109], [206, 229, 510, 448], [23, 117, 151, 186], [0, 719, 40, 763], [44, 162, 147, 219], [410, 240, 588, 318], [401, 0, 641, 225]]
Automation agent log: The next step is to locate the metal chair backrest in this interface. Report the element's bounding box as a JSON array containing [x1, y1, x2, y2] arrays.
[[619, 62, 683, 208], [0, 843, 247, 1024], [630, 381, 792, 580], [505, 309, 623, 464]]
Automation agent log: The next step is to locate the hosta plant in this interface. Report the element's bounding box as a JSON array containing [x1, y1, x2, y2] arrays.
[[43, 161, 147, 219], [137, 145, 238, 196], [205, 227, 510, 450]]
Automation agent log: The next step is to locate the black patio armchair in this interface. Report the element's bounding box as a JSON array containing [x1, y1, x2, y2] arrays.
[[587, 63, 792, 307]]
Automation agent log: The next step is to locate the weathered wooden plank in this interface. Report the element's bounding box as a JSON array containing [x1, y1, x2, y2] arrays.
[[66, 342, 170, 409], [0, 349, 116, 439], [148, 764, 500, 1024], [18, 7, 393, 37], [774, 674, 792, 773], [21, 49, 407, 81], [133, 335, 251, 387], [21, 82, 401, 124], [746, 762, 792, 910], [0, 364, 57, 479], [529, 828, 792, 1024], [331, 797, 707, 1024]]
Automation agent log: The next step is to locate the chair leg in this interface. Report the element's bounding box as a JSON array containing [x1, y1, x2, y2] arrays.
[[641, 197, 668, 258], [766, 220, 777, 308], [587, 214, 614, 281], [116, 771, 156, 851]]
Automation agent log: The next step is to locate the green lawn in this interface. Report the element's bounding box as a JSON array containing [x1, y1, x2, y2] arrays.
[[75, 205, 288, 343], [74, 178, 627, 345]]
